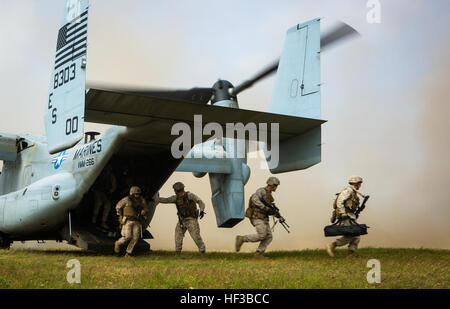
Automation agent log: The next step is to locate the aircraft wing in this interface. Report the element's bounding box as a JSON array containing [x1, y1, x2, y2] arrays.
[[0, 132, 18, 161], [85, 88, 326, 149]]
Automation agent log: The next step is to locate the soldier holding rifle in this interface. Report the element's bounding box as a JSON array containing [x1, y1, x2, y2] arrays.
[[327, 176, 369, 257], [235, 177, 288, 258]]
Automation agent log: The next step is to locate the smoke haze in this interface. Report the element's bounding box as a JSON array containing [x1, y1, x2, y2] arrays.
[[1, 0, 449, 251]]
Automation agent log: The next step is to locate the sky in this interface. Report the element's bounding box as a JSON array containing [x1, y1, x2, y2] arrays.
[[1, 0, 449, 251]]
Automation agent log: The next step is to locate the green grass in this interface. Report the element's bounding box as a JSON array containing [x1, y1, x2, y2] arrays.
[[0, 248, 448, 289]]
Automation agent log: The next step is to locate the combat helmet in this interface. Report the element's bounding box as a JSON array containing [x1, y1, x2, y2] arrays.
[[129, 186, 142, 195], [173, 182, 185, 191], [348, 175, 363, 184], [266, 177, 280, 186]]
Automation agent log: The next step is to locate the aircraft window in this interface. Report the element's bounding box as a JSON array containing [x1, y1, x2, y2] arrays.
[[84, 132, 100, 143]]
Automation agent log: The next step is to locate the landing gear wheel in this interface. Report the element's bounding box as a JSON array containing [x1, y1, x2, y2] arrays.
[[0, 233, 11, 250]]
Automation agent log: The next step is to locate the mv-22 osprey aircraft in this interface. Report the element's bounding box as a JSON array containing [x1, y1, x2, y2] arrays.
[[0, 0, 357, 251]]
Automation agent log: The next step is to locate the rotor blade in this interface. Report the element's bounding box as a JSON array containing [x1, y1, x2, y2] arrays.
[[231, 60, 279, 96], [87, 83, 214, 105], [231, 22, 359, 96], [321, 21, 360, 50]]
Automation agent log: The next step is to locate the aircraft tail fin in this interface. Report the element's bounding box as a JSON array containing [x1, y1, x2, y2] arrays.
[[266, 18, 323, 173], [44, 0, 89, 154], [269, 18, 321, 118]]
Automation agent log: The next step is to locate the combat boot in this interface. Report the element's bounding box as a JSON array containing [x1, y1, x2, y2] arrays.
[[124, 253, 134, 258], [235, 236, 244, 252], [254, 252, 269, 259], [346, 250, 357, 258], [114, 242, 121, 254], [326, 242, 336, 257]]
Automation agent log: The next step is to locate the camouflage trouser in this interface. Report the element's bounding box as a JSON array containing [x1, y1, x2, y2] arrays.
[[92, 191, 111, 224], [175, 217, 205, 253], [243, 218, 273, 253], [334, 218, 360, 252], [116, 220, 141, 254]]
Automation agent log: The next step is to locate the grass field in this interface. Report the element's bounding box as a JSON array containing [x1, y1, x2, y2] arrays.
[[0, 248, 448, 289]]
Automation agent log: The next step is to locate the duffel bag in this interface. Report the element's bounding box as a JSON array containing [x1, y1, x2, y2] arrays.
[[324, 219, 368, 237]]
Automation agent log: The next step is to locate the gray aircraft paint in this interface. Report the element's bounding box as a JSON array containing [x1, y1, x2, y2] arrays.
[[0, 0, 325, 245]]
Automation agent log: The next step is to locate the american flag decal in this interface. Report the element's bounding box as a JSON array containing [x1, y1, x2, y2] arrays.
[[54, 10, 88, 70], [56, 26, 69, 50]]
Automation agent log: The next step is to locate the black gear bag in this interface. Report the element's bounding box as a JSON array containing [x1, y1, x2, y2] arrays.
[[324, 219, 368, 237]]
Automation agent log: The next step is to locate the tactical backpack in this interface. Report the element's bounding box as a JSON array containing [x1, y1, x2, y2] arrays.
[[330, 189, 360, 223], [175, 192, 199, 218], [330, 193, 340, 223]]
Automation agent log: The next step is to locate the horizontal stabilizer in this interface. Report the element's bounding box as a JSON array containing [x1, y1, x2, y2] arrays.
[[268, 126, 322, 173]]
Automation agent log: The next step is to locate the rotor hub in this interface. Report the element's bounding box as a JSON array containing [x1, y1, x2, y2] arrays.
[[211, 80, 237, 104]]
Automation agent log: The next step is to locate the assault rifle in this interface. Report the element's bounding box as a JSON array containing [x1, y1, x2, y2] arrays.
[[355, 195, 370, 219], [259, 198, 290, 233], [175, 205, 184, 228]]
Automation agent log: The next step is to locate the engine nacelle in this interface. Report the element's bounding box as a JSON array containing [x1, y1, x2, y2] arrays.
[[209, 137, 249, 228], [193, 172, 207, 178]]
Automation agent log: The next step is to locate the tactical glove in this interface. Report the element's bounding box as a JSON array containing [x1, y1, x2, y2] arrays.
[[199, 211, 205, 219]]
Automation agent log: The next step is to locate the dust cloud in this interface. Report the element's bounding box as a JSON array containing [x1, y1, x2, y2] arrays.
[[3, 1, 450, 251]]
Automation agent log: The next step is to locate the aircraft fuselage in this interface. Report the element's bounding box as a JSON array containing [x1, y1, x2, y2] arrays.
[[0, 126, 126, 239]]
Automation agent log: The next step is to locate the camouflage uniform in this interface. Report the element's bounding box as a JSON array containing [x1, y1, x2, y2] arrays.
[[241, 187, 275, 253], [332, 186, 361, 252], [92, 166, 117, 228], [158, 192, 206, 253], [114, 194, 148, 255]]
